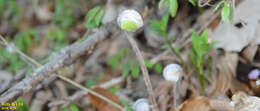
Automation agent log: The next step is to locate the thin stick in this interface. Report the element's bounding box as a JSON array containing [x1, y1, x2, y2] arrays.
[[125, 32, 159, 111], [173, 82, 177, 109], [57, 75, 123, 110], [0, 35, 124, 111]]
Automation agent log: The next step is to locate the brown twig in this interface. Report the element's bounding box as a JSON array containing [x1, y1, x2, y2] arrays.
[[0, 34, 124, 110], [48, 77, 125, 107], [0, 22, 115, 102], [125, 32, 159, 111]]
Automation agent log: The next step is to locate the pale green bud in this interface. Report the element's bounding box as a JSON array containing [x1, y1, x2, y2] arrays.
[[117, 10, 143, 32]]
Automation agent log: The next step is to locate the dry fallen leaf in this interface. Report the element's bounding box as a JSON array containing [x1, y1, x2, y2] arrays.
[[231, 92, 260, 111], [88, 86, 121, 111], [176, 96, 213, 111], [175, 96, 235, 111], [209, 0, 260, 52]]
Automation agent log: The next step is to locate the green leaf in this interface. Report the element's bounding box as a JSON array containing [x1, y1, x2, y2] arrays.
[[1, 48, 10, 59], [207, 56, 213, 78], [94, 7, 104, 26], [131, 62, 140, 78], [107, 56, 119, 69], [53, 0, 75, 29], [169, 0, 178, 17], [108, 86, 118, 94], [189, 0, 196, 6], [149, 13, 169, 36], [87, 6, 101, 21], [228, 3, 234, 24], [144, 59, 153, 69], [16, 97, 29, 111], [122, 62, 131, 77], [85, 79, 96, 88], [154, 63, 163, 74], [189, 51, 197, 68], [119, 99, 134, 111], [160, 44, 169, 49], [118, 48, 130, 60], [62, 103, 80, 111], [47, 28, 66, 42], [54, 28, 66, 42], [85, 6, 104, 28], [161, 13, 169, 31], [159, 0, 169, 8], [221, 3, 230, 22], [191, 30, 200, 53], [62, 107, 68, 111], [70, 103, 80, 111], [22, 34, 32, 48], [149, 20, 164, 36], [200, 29, 208, 44], [29, 29, 38, 38]]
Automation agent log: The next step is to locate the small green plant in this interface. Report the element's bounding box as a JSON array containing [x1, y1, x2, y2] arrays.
[[47, 28, 66, 42], [46, 27, 68, 51], [84, 77, 102, 88], [108, 86, 118, 95], [119, 99, 134, 111], [107, 48, 130, 69], [106, 48, 142, 78], [189, 29, 217, 94], [14, 29, 38, 53], [154, 63, 163, 74], [0, 47, 25, 72], [16, 97, 29, 111], [149, 13, 183, 64], [53, 0, 75, 29], [215, 0, 233, 23], [62, 103, 80, 111], [159, 0, 178, 17], [51, 0, 77, 51], [0, 29, 39, 73], [5, 0, 22, 26], [145, 59, 163, 74], [85, 6, 104, 28], [122, 61, 140, 78]]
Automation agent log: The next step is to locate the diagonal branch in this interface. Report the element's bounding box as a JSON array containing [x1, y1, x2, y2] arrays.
[[0, 22, 116, 103]]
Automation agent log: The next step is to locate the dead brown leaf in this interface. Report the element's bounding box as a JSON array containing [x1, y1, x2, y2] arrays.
[[231, 92, 260, 111], [88, 86, 121, 111], [176, 96, 213, 111]]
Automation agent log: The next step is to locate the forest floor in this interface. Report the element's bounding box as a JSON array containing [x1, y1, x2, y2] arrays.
[[0, 0, 260, 111]]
